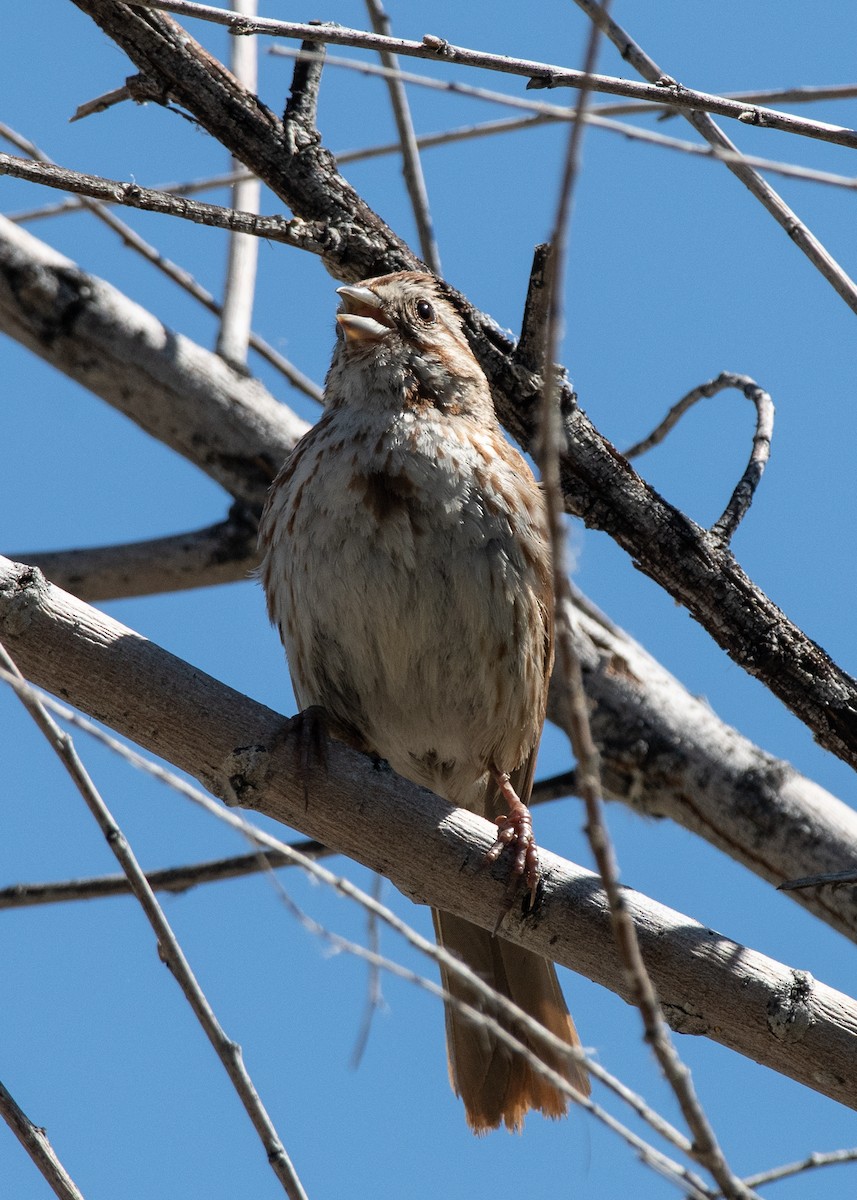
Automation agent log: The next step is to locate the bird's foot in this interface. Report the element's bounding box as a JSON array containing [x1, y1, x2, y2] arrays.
[[485, 770, 540, 926]]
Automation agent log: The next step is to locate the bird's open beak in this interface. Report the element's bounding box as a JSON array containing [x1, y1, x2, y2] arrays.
[[336, 285, 393, 343]]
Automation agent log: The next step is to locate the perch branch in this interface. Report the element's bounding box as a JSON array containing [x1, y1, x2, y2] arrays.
[[2, 559, 857, 1111]]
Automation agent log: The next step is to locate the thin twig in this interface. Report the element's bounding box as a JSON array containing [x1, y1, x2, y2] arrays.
[[598, 82, 857, 121], [742, 1147, 857, 1190], [349, 871, 387, 1068], [571, 0, 857, 317], [534, 14, 755, 1200], [0, 152, 322, 247], [0, 642, 309, 1200], [108, 0, 857, 152], [279, 49, 857, 197], [623, 372, 775, 545], [0, 668, 706, 1178], [8, 169, 247, 223], [70, 81, 133, 122], [216, 0, 261, 369], [0, 844, 328, 909], [0, 128, 322, 402], [0, 1080, 85, 1200], [364, 0, 441, 273], [274, 48, 857, 194]]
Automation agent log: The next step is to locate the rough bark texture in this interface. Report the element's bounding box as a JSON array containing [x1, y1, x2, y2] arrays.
[[0, 215, 306, 505], [5, 199, 857, 943], [2, 554, 856, 1110], [565, 597, 857, 940], [64, 0, 857, 778]]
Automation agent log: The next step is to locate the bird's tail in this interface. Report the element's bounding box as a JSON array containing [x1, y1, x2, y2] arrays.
[[432, 909, 590, 1133]]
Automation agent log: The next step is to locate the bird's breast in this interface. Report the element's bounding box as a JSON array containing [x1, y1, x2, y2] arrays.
[[259, 408, 550, 802]]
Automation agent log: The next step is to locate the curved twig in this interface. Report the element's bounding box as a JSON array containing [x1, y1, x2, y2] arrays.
[[623, 372, 774, 545]]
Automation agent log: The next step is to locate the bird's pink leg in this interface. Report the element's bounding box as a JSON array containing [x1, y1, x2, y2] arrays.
[[485, 770, 540, 909]]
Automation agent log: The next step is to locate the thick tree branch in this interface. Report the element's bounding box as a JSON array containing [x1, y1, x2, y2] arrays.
[[55, 4, 857, 779], [10, 505, 258, 601], [1, 555, 857, 1112], [0, 214, 307, 506], [5, 211, 857, 939], [563, 594, 857, 940]]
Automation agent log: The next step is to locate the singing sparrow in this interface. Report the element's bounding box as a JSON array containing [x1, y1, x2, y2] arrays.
[[259, 271, 589, 1131]]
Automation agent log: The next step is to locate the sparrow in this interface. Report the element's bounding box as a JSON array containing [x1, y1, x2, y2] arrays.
[[259, 271, 589, 1131]]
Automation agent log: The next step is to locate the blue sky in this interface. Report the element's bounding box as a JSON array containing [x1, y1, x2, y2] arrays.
[[3, 3, 857, 1197]]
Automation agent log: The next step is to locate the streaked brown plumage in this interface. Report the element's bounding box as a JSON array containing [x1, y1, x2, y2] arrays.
[[259, 271, 589, 1131]]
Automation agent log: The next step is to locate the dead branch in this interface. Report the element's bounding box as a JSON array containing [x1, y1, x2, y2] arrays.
[[0, 214, 307, 506], [92, 0, 857, 152], [1, 555, 857, 1111], [9, 506, 258, 601], [52, 3, 857, 780]]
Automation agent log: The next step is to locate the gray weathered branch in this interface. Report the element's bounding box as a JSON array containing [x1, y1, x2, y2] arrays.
[[0, 214, 307, 505], [1, 554, 856, 1112], [4, 212, 857, 941], [9, 506, 258, 601], [56, 1, 857, 781]]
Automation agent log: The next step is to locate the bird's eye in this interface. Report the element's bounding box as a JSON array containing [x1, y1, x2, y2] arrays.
[[415, 299, 436, 323]]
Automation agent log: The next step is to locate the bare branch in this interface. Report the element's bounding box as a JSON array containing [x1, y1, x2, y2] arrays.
[[8, 168, 248, 223], [0, 125, 322, 401], [364, 0, 442, 273], [3, 559, 857, 1110], [0, 639, 309, 1200], [623, 372, 774, 545], [569, 0, 857, 316], [94, 0, 857, 152], [0, 1080, 84, 1200], [0, 214, 308, 506], [11, 508, 258, 602], [215, 0, 261, 369], [743, 1147, 857, 1190], [0, 151, 326, 252], [0, 843, 327, 909], [563, 594, 857, 941]]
